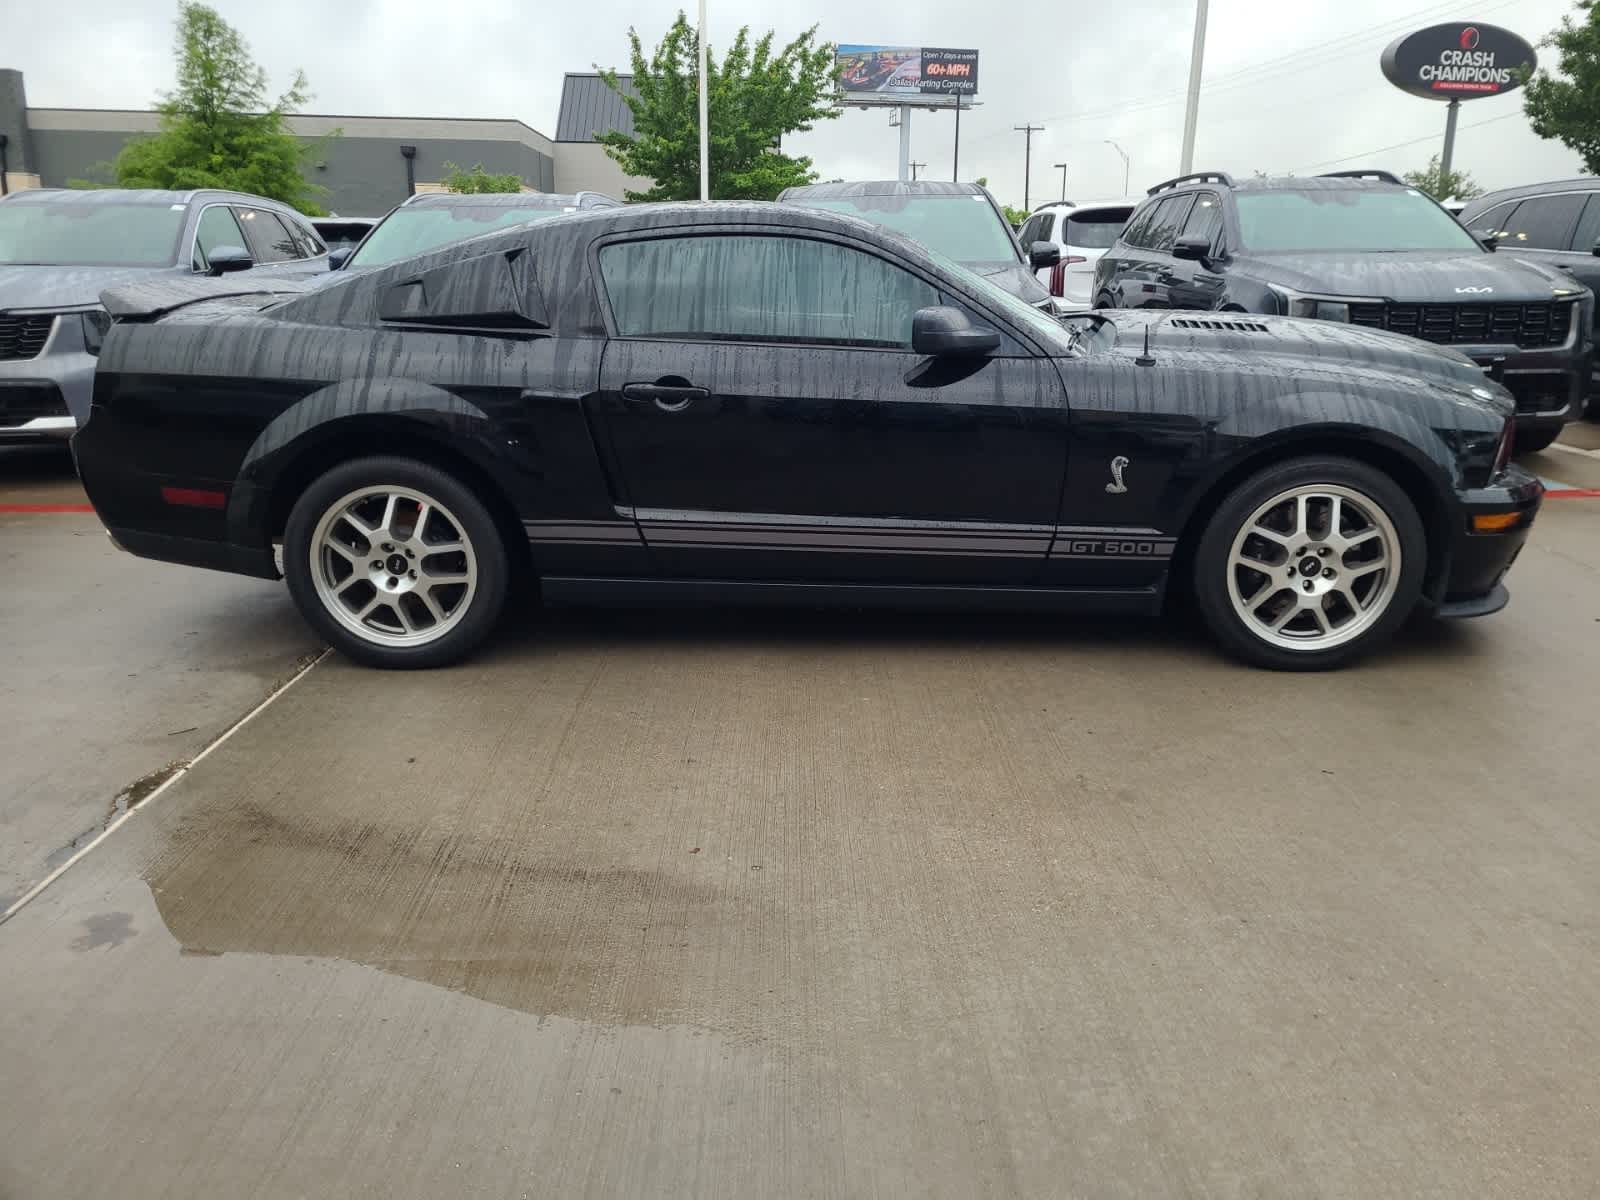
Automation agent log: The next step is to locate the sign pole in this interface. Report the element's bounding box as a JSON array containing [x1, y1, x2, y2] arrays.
[[898, 105, 911, 182], [1179, 0, 1208, 174], [952, 100, 961, 182], [1439, 97, 1460, 181], [697, 0, 709, 201]]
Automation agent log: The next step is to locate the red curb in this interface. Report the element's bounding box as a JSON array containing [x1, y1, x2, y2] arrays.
[[1546, 489, 1600, 500]]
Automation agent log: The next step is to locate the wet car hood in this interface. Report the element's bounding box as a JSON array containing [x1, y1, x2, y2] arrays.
[[1108, 309, 1494, 393], [1233, 249, 1580, 304], [0, 264, 182, 313], [968, 260, 1052, 304]]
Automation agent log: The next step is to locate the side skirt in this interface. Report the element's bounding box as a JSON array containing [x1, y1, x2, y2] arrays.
[[539, 576, 1166, 616]]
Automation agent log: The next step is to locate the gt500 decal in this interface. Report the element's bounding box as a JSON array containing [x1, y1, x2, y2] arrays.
[[1061, 539, 1168, 556]]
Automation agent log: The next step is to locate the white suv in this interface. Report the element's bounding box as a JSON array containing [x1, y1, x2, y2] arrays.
[[1017, 200, 1136, 306]]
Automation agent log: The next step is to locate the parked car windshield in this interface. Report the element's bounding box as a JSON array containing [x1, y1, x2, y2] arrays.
[[793, 195, 1020, 264], [347, 205, 569, 269], [1235, 188, 1481, 253], [0, 201, 186, 267]]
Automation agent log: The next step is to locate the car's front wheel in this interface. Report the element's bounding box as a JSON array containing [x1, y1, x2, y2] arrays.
[[283, 456, 509, 668], [1193, 456, 1426, 670]]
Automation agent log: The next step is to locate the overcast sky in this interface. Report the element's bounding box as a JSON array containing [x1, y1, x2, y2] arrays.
[[5, 0, 1582, 205]]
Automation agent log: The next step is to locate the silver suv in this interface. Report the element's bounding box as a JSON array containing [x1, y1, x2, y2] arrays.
[[0, 188, 328, 442]]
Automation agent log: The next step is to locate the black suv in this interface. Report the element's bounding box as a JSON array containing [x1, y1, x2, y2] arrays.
[[1094, 171, 1593, 452]]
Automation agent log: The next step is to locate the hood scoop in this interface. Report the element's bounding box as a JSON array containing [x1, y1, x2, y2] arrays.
[[1170, 317, 1271, 333]]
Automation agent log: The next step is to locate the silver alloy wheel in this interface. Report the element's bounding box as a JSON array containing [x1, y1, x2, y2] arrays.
[[308, 485, 479, 648], [1226, 482, 1401, 652]]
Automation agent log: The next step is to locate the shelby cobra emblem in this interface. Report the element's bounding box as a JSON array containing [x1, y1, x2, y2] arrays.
[[1105, 455, 1130, 494]]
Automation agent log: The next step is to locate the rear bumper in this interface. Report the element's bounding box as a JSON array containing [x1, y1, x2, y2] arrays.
[[1435, 464, 1542, 615]]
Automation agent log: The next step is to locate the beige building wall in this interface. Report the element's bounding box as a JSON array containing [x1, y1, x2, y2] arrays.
[[553, 142, 649, 200]]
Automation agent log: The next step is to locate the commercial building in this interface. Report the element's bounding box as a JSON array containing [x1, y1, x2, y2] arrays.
[[0, 69, 648, 214]]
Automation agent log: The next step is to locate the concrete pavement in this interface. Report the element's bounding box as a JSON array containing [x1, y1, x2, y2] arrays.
[[2, 481, 1598, 1196]]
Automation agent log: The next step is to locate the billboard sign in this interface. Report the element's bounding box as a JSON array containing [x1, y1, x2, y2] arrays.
[[1380, 23, 1537, 101], [835, 45, 980, 101]]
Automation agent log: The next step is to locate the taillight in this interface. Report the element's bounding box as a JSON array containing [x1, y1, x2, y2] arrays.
[[1047, 256, 1087, 297]]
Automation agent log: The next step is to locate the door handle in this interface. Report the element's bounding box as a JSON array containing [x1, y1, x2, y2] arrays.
[[621, 382, 709, 412]]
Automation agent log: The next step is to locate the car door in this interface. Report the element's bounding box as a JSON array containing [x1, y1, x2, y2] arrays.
[[1147, 194, 1196, 307], [590, 228, 1070, 584], [1563, 194, 1600, 350], [1167, 191, 1227, 310], [1114, 195, 1190, 308], [190, 203, 250, 273]]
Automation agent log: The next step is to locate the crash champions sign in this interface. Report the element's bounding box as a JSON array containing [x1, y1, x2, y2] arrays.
[[835, 45, 980, 101], [1380, 22, 1537, 100]]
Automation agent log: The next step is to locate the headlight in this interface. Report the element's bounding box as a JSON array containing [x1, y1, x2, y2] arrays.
[[1268, 287, 1351, 322], [80, 308, 113, 356]]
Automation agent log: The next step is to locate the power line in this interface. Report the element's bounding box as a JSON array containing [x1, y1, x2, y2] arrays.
[[1286, 111, 1524, 173]]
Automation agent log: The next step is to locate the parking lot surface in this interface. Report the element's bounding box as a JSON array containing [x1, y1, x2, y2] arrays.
[[2, 446, 1600, 1197]]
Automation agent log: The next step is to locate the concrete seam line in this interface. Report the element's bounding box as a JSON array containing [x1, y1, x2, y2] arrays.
[[1546, 442, 1600, 460], [0, 647, 331, 928]]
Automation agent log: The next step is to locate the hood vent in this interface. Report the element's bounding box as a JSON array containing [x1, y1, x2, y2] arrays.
[[1170, 317, 1271, 333]]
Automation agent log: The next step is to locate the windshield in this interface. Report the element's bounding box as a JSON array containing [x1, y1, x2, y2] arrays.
[[1235, 188, 1480, 253], [919, 243, 1077, 352], [0, 202, 186, 267], [793, 195, 1021, 264], [347, 205, 568, 269]]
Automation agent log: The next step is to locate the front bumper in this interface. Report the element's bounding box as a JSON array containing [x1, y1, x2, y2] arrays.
[[1435, 463, 1543, 617], [0, 312, 97, 440]]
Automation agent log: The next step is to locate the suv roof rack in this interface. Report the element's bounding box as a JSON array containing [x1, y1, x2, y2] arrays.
[[1318, 170, 1404, 185], [1146, 171, 1235, 196]]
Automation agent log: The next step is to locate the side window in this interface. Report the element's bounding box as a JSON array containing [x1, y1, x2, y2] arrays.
[[1147, 195, 1193, 253], [1571, 194, 1600, 252], [192, 205, 247, 271], [234, 207, 299, 263], [599, 234, 942, 348], [291, 220, 325, 258], [1179, 192, 1224, 250], [1019, 214, 1042, 246], [1121, 200, 1160, 249], [1470, 199, 1520, 240], [1496, 194, 1587, 251]]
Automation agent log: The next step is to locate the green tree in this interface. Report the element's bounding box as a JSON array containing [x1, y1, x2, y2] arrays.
[[1522, 1, 1600, 173], [1002, 204, 1029, 228], [1402, 154, 1483, 201], [112, 2, 329, 214], [440, 162, 524, 193], [597, 13, 839, 200]]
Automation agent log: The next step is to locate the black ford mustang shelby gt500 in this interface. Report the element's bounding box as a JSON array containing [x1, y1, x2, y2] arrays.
[[73, 202, 1541, 670]]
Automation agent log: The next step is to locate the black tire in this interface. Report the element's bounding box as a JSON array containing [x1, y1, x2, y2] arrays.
[[1192, 456, 1426, 671], [1514, 426, 1561, 454], [283, 456, 510, 669]]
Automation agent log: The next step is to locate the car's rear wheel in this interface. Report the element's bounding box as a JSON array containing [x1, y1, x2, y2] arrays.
[[1193, 457, 1425, 670], [283, 456, 509, 669]]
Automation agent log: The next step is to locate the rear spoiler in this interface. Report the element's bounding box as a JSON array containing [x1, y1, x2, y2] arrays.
[[100, 274, 312, 321]]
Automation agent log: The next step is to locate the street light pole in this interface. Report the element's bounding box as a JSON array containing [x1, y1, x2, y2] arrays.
[[910, 161, 926, 181], [697, 0, 710, 200], [1053, 161, 1068, 202], [1105, 139, 1130, 196], [1014, 123, 1044, 212], [1179, 0, 1209, 174]]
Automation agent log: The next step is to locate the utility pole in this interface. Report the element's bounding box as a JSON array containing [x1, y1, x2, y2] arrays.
[[910, 161, 926, 181], [1105, 139, 1130, 196], [697, 0, 710, 200], [952, 99, 962, 180], [1053, 161, 1068, 202], [1179, 0, 1208, 174], [1014, 123, 1044, 211]]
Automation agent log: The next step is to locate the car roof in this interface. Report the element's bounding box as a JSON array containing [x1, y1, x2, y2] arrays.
[[1034, 199, 1137, 213], [398, 191, 618, 210], [779, 180, 987, 200], [1230, 176, 1409, 194], [0, 187, 302, 209], [1461, 178, 1599, 210]]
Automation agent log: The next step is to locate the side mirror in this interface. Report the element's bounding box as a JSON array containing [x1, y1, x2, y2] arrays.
[[327, 246, 354, 271], [1475, 231, 1500, 251], [206, 245, 253, 276], [1173, 235, 1211, 262], [911, 306, 1001, 358], [1029, 241, 1061, 270]]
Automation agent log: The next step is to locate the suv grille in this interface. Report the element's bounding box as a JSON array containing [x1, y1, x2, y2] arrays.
[[0, 315, 56, 362], [1348, 301, 1574, 349], [0, 382, 69, 427]]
